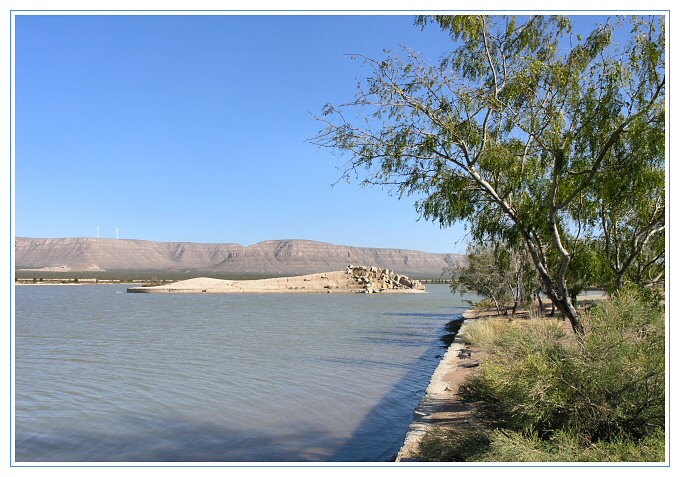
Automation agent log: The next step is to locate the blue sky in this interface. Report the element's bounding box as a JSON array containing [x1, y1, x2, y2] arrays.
[[11, 12, 657, 254], [14, 14, 476, 253]]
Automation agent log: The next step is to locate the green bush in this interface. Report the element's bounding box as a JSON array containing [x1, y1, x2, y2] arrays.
[[417, 428, 492, 462], [575, 290, 665, 440], [418, 290, 665, 462], [417, 428, 665, 462]]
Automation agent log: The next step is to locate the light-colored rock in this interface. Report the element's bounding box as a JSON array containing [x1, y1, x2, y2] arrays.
[[127, 266, 427, 294]]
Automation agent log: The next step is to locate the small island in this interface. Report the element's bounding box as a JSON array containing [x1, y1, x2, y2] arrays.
[[127, 265, 426, 294]]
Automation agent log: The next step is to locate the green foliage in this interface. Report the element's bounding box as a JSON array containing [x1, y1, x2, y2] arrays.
[[450, 241, 540, 314], [419, 291, 665, 462], [417, 428, 492, 462], [464, 292, 664, 440], [313, 14, 665, 333], [558, 240, 604, 300], [418, 428, 665, 462]]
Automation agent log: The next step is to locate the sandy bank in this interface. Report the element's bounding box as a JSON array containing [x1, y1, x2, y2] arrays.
[[127, 266, 426, 294]]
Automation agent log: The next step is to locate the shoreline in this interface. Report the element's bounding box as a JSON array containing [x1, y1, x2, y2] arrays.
[[127, 287, 425, 294], [126, 268, 427, 294], [394, 296, 603, 462], [396, 307, 488, 462], [14, 281, 125, 287]]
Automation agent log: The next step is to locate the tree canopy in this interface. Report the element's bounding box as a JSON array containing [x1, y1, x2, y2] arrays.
[[449, 241, 541, 316], [312, 15, 665, 333]]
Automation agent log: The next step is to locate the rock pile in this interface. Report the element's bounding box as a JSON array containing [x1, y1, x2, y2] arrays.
[[346, 265, 426, 293]]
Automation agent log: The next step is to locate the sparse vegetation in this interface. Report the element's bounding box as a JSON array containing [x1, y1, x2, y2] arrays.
[[142, 279, 173, 287], [449, 242, 540, 316], [415, 289, 665, 462]]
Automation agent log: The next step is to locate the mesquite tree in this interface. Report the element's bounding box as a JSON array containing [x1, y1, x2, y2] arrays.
[[591, 139, 665, 291], [312, 15, 665, 333], [449, 241, 541, 316]]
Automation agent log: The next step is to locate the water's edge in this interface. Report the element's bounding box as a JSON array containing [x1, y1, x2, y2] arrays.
[[16, 284, 471, 462], [395, 314, 471, 461]]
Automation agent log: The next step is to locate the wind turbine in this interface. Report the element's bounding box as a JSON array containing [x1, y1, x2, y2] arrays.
[[115, 226, 120, 240], [97, 226, 99, 239]]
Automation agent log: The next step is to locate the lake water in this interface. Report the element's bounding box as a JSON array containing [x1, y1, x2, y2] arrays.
[[14, 284, 472, 462]]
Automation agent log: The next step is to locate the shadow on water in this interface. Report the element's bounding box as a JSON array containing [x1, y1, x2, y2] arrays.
[[439, 319, 465, 348], [16, 308, 466, 463], [16, 415, 346, 462], [385, 312, 463, 318], [329, 314, 464, 462], [350, 312, 464, 349]]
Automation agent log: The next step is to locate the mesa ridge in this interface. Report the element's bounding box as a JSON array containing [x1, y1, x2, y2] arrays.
[[15, 237, 464, 279]]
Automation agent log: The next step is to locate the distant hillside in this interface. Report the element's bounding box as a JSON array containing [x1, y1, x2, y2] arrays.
[[14, 237, 465, 279]]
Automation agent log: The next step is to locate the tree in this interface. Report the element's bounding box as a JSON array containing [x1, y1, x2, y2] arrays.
[[450, 241, 541, 316], [591, 150, 665, 291], [312, 15, 665, 333]]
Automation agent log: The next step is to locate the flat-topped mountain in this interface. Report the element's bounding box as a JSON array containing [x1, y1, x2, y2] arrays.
[[15, 237, 464, 279]]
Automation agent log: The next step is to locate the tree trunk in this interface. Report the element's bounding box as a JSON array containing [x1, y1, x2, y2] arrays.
[[545, 287, 584, 334], [491, 295, 502, 315], [522, 233, 584, 334], [535, 266, 583, 333], [534, 291, 544, 316], [616, 273, 625, 292]]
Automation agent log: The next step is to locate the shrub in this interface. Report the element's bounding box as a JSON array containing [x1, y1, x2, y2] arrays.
[[418, 290, 665, 461], [575, 290, 665, 440], [459, 319, 575, 435], [418, 427, 665, 462], [417, 428, 492, 462]]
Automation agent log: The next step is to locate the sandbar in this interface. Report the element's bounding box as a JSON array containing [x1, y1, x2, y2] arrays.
[[127, 266, 426, 294]]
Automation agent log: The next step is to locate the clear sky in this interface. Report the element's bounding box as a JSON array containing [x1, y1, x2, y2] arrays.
[[14, 13, 478, 253], [11, 10, 660, 254]]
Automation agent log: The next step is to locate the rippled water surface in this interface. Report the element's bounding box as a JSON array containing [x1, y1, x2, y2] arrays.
[[14, 284, 471, 462]]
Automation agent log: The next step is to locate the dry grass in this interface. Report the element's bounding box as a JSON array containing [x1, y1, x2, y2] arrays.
[[414, 290, 666, 462]]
